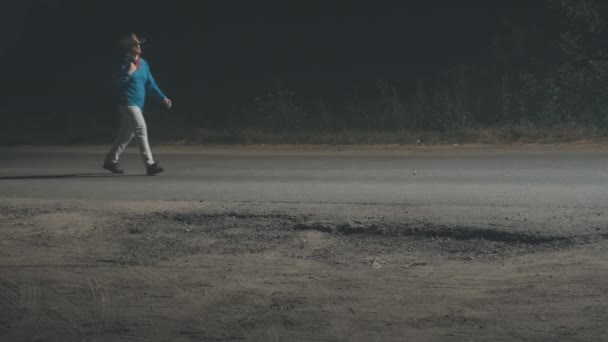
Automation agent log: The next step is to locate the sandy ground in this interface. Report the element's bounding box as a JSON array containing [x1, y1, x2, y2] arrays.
[[1, 197, 607, 342]]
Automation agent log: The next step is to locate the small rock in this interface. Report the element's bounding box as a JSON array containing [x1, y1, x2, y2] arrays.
[[371, 257, 388, 269], [403, 261, 427, 268]]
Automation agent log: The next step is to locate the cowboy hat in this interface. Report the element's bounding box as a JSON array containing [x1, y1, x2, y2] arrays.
[[119, 33, 146, 49]]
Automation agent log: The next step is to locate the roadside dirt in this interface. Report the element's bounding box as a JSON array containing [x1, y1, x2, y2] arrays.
[[1, 198, 607, 341]]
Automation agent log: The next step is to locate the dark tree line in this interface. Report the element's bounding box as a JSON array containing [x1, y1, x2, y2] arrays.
[[234, 0, 608, 133], [3, 0, 608, 140]]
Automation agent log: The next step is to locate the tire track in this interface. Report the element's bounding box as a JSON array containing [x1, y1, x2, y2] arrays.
[[129, 266, 231, 339], [244, 274, 358, 342], [233, 273, 282, 342], [129, 266, 195, 296], [232, 273, 269, 309], [342, 278, 407, 342], [309, 280, 345, 314], [128, 266, 210, 306], [119, 333, 147, 342], [4, 270, 86, 340], [5, 270, 46, 341], [130, 266, 173, 290], [279, 331, 336, 342], [234, 274, 253, 290], [246, 322, 282, 342], [308, 278, 368, 342], [0, 271, 20, 336], [88, 277, 119, 332], [265, 325, 281, 342], [37, 282, 86, 339], [310, 278, 398, 342], [15, 271, 44, 333]]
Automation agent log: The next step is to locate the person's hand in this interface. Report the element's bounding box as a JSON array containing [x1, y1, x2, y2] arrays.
[[163, 97, 172, 109], [128, 62, 137, 75]]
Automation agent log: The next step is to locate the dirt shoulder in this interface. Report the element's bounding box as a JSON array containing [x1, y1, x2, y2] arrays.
[[1, 197, 607, 341]]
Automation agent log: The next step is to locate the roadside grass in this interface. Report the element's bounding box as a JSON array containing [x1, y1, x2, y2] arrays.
[[1, 122, 607, 146], [151, 122, 608, 146]]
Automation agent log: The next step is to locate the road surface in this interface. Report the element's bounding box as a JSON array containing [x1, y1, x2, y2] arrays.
[[0, 145, 607, 207]]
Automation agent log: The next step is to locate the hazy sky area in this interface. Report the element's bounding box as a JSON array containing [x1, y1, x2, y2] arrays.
[[0, 1, 544, 117]]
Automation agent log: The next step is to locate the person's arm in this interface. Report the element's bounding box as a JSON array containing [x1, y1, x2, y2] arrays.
[[145, 61, 172, 108], [114, 56, 136, 104], [117, 57, 138, 87]]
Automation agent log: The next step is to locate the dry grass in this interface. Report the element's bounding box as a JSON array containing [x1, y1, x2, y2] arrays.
[[458, 122, 605, 144], [154, 122, 608, 146], [1, 122, 607, 146]]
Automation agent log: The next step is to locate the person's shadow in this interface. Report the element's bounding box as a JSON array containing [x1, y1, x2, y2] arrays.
[[0, 173, 144, 180]]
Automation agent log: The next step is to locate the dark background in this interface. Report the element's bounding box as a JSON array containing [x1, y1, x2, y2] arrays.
[[0, 0, 605, 142]]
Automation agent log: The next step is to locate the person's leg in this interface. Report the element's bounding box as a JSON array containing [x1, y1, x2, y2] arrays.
[[127, 106, 156, 167], [106, 106, 135, 162], [103, 106, 135, 172], [128, 106, 165, 175]]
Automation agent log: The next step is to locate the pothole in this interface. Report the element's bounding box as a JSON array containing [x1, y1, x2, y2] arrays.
[[396, 226, 569, 245], [112, 211, 580, 263], [294, 221, 573, 246], [149, 211, 298, 224]]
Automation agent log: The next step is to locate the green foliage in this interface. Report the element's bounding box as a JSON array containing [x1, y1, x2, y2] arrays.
[[534, 0, 608, 125], [234, 0, 608, 133], [377, 80, 407, 130], [254, 80, 307, 132]]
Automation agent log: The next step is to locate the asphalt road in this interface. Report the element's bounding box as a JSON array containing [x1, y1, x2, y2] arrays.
[[1, 146, 607, 208]]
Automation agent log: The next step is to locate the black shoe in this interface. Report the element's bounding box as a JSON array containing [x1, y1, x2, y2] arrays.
[[146, 162, 164, 176], [103, 161, 124, 174]]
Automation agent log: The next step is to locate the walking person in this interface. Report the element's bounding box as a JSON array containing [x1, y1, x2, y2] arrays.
[[103, 33, 172, 175]]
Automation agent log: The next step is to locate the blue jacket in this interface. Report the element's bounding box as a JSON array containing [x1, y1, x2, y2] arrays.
[[116, 56, 166, 109]]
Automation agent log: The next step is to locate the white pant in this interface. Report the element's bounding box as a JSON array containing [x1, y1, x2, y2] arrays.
[[105, 106, 155, 166]]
